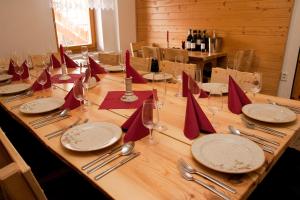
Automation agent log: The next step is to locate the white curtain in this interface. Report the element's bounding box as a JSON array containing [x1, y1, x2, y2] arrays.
[[50, 0, 115, 10]]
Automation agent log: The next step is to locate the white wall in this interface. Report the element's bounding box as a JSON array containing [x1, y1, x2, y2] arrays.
[[116, 0, 136, 53], [0, 0, 57, 58], [278, 0, 300, 98], [0, 0, 136, 57]]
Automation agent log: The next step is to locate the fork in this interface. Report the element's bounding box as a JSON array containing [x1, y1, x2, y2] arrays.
[[267, 99, 300, 113], [178, 159, 236, 194]]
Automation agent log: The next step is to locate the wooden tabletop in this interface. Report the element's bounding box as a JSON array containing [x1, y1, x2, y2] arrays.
[[188, 51, 227, 61], [1, 67, 300, 200]]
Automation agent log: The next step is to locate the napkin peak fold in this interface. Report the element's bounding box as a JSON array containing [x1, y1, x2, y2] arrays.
[[184, 90, 215, 139], [228, 75, 251, 114], [125, 50, 147, 83], [31, 69, 52, 91]]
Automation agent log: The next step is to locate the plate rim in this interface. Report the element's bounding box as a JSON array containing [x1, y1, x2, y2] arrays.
[[19, 97, 65, 114], [191, 133, 265, 174], [60, 121, 122, 152], [201, 82, 228, 93], [0, 83, 31, 95], [0, 74, 13, 82], [242, 103, 297, 123], [142, 72, 173, 81]]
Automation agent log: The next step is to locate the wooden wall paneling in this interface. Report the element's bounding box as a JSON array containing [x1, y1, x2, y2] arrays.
[[136, 0, 294, 95]]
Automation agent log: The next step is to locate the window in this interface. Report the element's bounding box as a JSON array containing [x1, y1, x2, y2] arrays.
[[52, 0, 96, 52]]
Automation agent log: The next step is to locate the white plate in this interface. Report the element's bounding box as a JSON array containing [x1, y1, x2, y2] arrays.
[[191, 134, 265, 174], [0, 74, 13, 82], [0, 83, 31, 95], [242, 104, 296, 123], [202, 83, 228, 93], [104, 65, 124, 72], [61, 122, 122, 152], [143, 73, 173, 81], [19, 97, 64, 114]]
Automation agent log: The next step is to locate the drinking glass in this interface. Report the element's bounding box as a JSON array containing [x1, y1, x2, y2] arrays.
[[142, 99, 159, 144], [188, 69, 202, 97], [207, 88, 223, 128], [37, 70, 48, 97], [81, 46, 88, 66], [73, 80, 86, 112], [14, 55, 24, 82], [82, 66, 91, 106], [250, 72, 262, 101], [152, 73, 168, 131]]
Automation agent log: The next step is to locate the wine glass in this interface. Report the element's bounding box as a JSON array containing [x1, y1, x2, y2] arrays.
[[81, 46, 88, 66], [14, 55, 24, 82], [250, 72, 262, 101], [82, 66, 91, 106], [207, 88, 223, 128], [142, 99, 159, 144], [37, 70, 48, 97], [152, 72, 168, 131], [188, 68, 202, 98], [73, 79, 86, 112]]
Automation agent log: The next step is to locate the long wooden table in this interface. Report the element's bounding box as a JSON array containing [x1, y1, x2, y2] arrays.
[[1, 66, 300, 200]]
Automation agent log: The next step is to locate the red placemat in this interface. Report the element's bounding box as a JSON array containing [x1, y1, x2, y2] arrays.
[[51, 74, 82, 84], [99, 90, 155, 109]]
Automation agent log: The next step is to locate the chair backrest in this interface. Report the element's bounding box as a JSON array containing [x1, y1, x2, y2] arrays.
[[233, 49, 255, 72], [30, 55, 48, 67], [130, 41, 148, 57], [211, 67, 262, 90], [160, 60, 197, 78], [163, 48, 189, 63], [98, 52, 119, 66], [142, 46, 162, 60], [0, 128, 46, 200], [130, 57, 151, 73]]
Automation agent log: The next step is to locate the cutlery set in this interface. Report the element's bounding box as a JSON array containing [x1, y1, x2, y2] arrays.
[[178, 159, 234, 200], [228, 125, 279, 154], [267, 99, 300, 114], [81, 142, 140, 180], [29, 109, 71, 129]]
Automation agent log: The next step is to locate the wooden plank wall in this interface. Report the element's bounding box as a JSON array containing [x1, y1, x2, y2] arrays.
[[136, 0, 294, 95]]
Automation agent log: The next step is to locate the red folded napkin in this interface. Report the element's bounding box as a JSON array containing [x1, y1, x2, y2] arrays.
[[51, 74, 82, 83], [89, 56, 106, 74], [199, 89, 209, 98], [64, 54, 79, 68], [51, 54, 61, 68], [228, 75, 251, 114], [60, 44, 65, 64], [125, 50, 147, 83], [182, 71, 200, 97], [62, 80, 84, 110], [31, 70, 52, 91], [99, 90, 155, 109], [21, 61, 29, 80], [8, 59, 15, 75], [184, 90, 215, 139], [122, 105, 150, 142], [9, 60, 30, 81]]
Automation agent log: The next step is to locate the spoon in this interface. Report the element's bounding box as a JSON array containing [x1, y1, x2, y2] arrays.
[[179, 168, 230, 200], [229, 125, 279, 146], [178, 159, 236, 194], [228, 125, 275, 154], [87, 142, 135, 174]]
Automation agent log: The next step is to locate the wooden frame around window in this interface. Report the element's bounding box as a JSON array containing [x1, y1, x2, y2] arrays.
[[51, 8, 97, 53]]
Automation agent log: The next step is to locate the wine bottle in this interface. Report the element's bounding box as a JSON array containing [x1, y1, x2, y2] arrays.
[[200, 31, 206, 52], [196, 30, 201, 51], [203, 30, 209, 52], [186, 29, 192, 51], [191, 30, 197, 51]]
